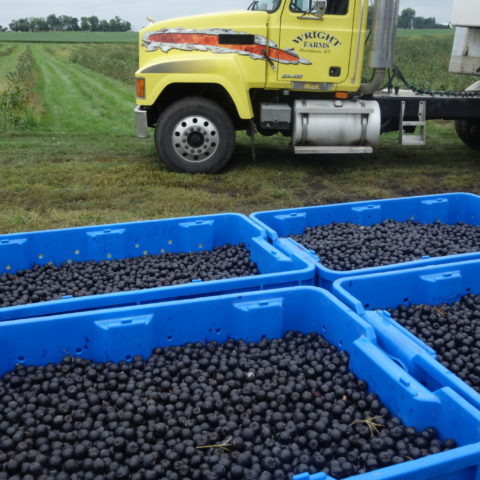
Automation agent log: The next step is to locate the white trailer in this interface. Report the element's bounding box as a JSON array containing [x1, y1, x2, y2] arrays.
[[448, 0, 480, 148], [450, 0, 480, 75]]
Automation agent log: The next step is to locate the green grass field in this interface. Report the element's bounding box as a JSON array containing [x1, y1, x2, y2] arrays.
[[0, 31, 479, 234], [397, 28, 453, 37], [0, 31, 137, 43], [0, 29, 454, 44]]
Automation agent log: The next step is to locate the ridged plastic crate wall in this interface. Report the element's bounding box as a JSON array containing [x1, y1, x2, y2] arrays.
[[251, 193, 480, 289], [0, 213, 314, 321], [1, 287, 479, 480]]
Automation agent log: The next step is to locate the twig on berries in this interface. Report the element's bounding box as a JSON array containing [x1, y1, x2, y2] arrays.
[[350, 416, 384, 436], [196, 435, 232, 452]]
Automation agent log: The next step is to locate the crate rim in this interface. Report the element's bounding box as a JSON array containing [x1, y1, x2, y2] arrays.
[[250, 192, 479, 241], [0, 211, 265, 239]]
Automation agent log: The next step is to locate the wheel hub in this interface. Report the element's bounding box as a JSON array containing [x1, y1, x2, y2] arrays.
[[172, 115, 219, 163], [187, 131, 205, 148]]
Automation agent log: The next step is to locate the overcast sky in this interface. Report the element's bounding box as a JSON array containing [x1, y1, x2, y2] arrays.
[[0, 0, 454, 31]]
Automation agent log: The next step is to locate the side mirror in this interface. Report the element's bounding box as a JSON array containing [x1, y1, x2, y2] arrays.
[[312, 0, 327, 18]]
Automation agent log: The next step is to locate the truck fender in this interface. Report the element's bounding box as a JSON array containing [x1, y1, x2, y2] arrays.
[[139, 56, 255, 119]]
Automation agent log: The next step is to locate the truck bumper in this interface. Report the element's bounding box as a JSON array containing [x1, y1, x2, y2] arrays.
[[134, 106, 149, 138]]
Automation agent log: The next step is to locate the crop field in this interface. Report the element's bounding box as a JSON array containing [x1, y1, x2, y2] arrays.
[[0, 31, 137, 43], [0, 31, 480, 234], [0, 29, 453, 43], [397, 28, 453, 37]]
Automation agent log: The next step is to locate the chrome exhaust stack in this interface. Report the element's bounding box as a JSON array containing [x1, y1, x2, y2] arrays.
[[360, 0, 400, 94]]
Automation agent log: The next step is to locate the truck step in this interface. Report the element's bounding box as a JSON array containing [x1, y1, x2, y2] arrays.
[[400, 137, 427, 146], [402, 121, 425, 127], [294, 146, 373, 155], [400, 100, 426, 146]]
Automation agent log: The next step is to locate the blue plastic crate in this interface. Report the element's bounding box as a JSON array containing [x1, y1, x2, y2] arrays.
[[1, 286, 480, 480], [333, 259, 480, 413], [250, 193, 480, 289], [0, 214, 314, 321]]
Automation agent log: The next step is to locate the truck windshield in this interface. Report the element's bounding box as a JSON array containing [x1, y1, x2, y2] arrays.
[[247, 0, 282, 12]]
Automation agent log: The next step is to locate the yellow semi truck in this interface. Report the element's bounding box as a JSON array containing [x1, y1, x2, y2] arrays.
[[134, 0, 480, 173]]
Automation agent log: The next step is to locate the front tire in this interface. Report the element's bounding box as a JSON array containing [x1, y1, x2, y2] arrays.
[[154, 97, 235, 174]]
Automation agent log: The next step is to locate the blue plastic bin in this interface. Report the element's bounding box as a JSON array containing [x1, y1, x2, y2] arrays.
[[333, 259, 480, 412], [250, 193, 480, 289], [0, 214, 314, 321], [1, 287, 480, 480]]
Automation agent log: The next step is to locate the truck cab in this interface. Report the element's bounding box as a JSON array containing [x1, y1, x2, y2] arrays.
[[134, 0, 380, 172], [134, 0, 480, 173]]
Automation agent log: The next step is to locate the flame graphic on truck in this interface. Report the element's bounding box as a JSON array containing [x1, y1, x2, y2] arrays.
[[142, 28, 311, 65]]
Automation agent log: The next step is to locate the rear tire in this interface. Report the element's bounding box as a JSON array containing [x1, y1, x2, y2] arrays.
[[455, 81, 480, 150], [154, 97, 235, 174], [455, 119, 480, 150]]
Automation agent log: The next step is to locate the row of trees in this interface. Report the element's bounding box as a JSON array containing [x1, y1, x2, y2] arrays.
[[398, 8, 449, 29], [5, 9, 448, 33], [366, 8, 449, 30], [8, 15, 131, 32]]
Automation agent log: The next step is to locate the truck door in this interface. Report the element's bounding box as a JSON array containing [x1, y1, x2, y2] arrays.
[[274, 0, 356, 85]]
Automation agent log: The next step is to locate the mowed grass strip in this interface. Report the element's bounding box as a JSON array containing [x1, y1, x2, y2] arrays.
[[31, 44, 134, 133]]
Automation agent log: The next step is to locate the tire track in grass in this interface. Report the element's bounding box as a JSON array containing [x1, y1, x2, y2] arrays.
[[32, 44, 134, 134]]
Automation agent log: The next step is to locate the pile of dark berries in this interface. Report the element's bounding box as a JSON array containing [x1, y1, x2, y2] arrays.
[[389, 293, 480, 392], [0, 331, 455, 480], [0, 243, 259, 308], [292, 220, 480, 271]]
